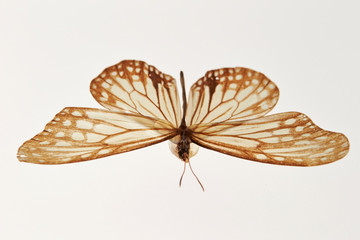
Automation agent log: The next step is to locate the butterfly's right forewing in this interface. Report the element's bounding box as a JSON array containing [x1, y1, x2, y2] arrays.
[[90, 60, 182, 128]]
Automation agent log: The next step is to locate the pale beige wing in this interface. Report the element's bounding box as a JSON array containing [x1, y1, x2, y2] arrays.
[[191, 112, 349, 166], [90, 60, 181, 128], [17, 107, 177, 164], [186, 67, 279, 126]]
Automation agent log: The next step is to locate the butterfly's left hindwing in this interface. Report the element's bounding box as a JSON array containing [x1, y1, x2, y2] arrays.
[[17, 108, 177, 164]]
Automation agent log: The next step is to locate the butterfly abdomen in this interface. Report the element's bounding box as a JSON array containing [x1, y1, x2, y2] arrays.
[[168, 128, 199, 162]]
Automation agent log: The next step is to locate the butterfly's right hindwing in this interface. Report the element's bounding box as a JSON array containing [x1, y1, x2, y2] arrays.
[[17, 108, 177, 164]]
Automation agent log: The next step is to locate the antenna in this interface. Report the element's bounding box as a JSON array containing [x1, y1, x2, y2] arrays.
[[180, 71, 187, 127], [189, 161, 205, 192], [179, 161, 186, 188], [178, 161, 205, 192]]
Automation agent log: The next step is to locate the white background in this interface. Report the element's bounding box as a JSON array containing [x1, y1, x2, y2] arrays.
[[1, 0, 359, 239]]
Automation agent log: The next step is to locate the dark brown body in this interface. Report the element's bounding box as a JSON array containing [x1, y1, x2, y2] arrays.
[[168, 71, 199, 163], [176, 126, 191, 162]]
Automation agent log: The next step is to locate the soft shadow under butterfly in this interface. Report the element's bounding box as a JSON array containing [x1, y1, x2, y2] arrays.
[[18, 60, 349, 190]]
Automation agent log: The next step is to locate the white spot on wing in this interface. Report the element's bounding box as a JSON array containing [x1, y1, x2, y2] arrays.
[[296, 126, 304, 132], [324, 147, 335, 153], [63, 120, 71, 126], [72, 111, 82, 116], [102, 82, 110, 89], [81, 153, 92, 159], [76, 120, 93, 129], [255, 153, 267, 160], [274, 156, 285, 161], [94, 124, 122, 134], [55, 132, 65, 137], [55, 141, 71, 146], [316, 136, 327, 140], [99, 149, 111, 155], [86, 133, 106, 142], [101, 91, 108, 98], [72, 132, 85, 141], [273, 129, 290, 135], [295, 140, 311, 145], [259, 90, 269, 98], [261, 137, 279, 143], [285, 118, 296, 125], [282, 136, 294, 141]]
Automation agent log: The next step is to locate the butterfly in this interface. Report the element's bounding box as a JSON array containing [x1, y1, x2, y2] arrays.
[[17, 60, 350, 190]]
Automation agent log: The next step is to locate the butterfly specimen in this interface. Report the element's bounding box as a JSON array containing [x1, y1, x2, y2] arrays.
[[18, 60, 349, 190]]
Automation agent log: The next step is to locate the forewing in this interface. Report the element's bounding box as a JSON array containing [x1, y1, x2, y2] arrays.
[[186, 67, 279, 126], [191, 112, 349, 166], [90, 60, 181, 127], [17, 108, 177, 164]]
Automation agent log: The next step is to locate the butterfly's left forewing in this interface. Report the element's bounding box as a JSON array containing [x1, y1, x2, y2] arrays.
[[190, 112, 349, 166], [186, 67, 279, 126], [17, 107, 177, 164]]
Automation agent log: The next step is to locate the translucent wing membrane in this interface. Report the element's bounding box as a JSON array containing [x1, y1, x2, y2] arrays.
[[191, 112, 349, 166], [18, 59, 349, 174], [17, 108, 177, 164], [91, 60, 181, 128], [186, 67, 279, 126]]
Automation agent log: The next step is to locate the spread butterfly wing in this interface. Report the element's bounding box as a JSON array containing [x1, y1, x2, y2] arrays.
[[90, 60, 181, 128], [186, 67, 279, 126], [17, 108, 177, 164], [191, 112, 349, 166]]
